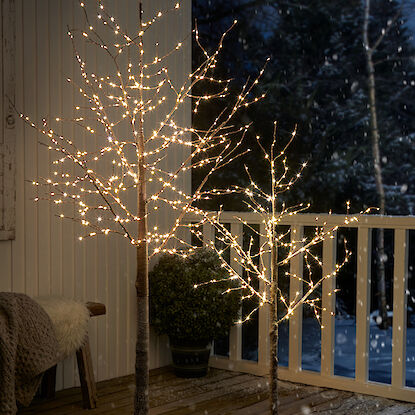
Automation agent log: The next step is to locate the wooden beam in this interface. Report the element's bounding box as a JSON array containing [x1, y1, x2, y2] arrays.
[[288, 225, 304, 373], [39, 365, 57, 399], [76, 337, 98, 409], [86, 301, 106, 317], [392, 229, 409, 388], [355, 227, 371, 382], [321, 227, 337, 377], [229, 222, 243, 363], [0, 0, 16, 239], [185, 211, 415, 230], [203, 221, 215, 250]]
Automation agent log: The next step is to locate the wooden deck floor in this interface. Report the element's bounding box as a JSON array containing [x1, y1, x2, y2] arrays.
[[18, 367, 415, 414]]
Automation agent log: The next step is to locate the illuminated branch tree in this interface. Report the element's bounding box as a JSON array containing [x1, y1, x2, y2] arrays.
[[19, 1, 265, 414], [196, 125, 364, 414]]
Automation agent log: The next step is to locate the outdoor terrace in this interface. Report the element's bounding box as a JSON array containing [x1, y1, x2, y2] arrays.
[[19, 367, 415, 415], [14, 213, 415, 415]]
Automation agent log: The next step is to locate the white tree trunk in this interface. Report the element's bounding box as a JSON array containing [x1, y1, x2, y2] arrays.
[[269, 242, 279, 414], [134, 3, 149, 413]]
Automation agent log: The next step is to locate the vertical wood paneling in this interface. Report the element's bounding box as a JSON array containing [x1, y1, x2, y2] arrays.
[[106, 234, 118, 378], [23, 0, 38, 297], [179, 0, 192, 200], [127, 244, 135, 373], [60, 0, 77, 390], [0, 0, 3, 223], [49, 0, 63, 297], [0, 0, 191, 390], [11, 0, 26, 296], [82, 1, 100, 384], [97, 223, 108, 381], [116, 239, 128, 375], [0, 242, 12, 291], [1, 0, 17, 240], [129, 0, 138, 374], [36, 0, 51, 296], [103, 2, 122, 378]]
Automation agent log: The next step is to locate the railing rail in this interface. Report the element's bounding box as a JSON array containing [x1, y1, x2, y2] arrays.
[[194, 212, 415, 403]]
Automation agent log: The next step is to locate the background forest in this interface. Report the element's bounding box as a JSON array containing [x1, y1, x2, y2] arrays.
[[191, 1, 415, 384], [192, 0, 415, 215]]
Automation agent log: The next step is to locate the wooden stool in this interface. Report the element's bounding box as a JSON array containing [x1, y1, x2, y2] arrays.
[[40, 302, 106, 409]]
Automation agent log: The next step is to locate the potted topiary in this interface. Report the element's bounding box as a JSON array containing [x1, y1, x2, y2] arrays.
[[149, 249, 240, 377]]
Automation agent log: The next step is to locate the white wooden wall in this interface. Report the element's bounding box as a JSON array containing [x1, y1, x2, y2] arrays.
[[0, 0, 191, 390], [0, 0, 15, 240]]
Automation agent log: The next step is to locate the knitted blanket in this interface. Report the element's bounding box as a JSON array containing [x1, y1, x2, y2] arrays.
[[0, 293, 60, 414]]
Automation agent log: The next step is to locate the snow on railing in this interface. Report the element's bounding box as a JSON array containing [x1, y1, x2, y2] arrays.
[[194, 212, 415, 403]]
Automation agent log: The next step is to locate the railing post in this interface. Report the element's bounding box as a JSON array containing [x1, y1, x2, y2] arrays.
[[203, 222, 215, 249], [289, 225, 304, 373], [355, 227, 371, 382], [392, 228, 409, 388], [229, 222, 243, 362], [203, 222, 216, 356], [258, 222, 270, 369], [321, 227, 337, 377]]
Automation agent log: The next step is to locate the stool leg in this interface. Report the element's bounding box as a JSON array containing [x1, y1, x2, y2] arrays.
[[76, 337, 97, 409], [40, 365, 57, 399]]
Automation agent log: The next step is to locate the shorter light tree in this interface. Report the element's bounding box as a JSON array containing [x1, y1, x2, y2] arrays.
[[194, 124, 366, 415]]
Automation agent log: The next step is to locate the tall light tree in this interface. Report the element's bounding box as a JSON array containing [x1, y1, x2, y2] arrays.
[[20, 1, 263, 413]]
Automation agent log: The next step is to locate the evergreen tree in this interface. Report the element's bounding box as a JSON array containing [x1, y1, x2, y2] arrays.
[[193, 0, 415, 214]]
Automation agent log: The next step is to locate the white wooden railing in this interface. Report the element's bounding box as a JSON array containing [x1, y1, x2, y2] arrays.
[[197, 212, 415, 403]]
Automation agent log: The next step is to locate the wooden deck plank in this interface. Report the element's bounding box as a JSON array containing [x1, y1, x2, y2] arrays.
[[375, 405, 415, 415], [151, 374, 260, 414], [306, 390, 353, 413], [20, 375, 135, 414], [310, 393, 411, 415], [231, 399, 269, 415], [18, 367, 415, 415], [161, 377, 269, 415], [279, 391, 338, 415], [231, 386, 330, 415], [151, 368, 237, 396]]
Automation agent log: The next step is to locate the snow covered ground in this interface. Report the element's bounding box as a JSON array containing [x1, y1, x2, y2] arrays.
[[247, 316, 415, 387]]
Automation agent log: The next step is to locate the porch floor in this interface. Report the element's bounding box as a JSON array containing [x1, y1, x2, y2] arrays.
[[18, 367, 415, 414]]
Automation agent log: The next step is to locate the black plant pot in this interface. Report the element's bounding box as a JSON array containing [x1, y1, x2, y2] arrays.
[[170, 341, 211, 378]]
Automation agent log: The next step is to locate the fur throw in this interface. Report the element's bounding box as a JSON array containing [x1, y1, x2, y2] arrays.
[[33, 297, 90, 359], [0, 293, 60, 414]]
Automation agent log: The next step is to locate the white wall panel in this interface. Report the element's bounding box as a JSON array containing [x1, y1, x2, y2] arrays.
[[0, 0, 191, 389]]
